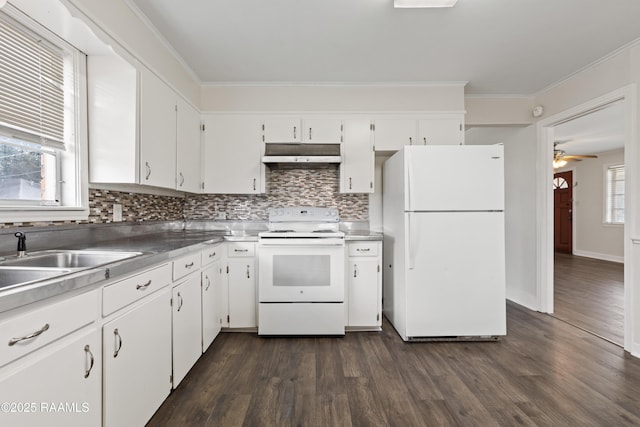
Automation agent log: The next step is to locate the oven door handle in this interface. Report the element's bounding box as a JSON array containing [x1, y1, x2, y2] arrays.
[[259, 239, 345, 247]]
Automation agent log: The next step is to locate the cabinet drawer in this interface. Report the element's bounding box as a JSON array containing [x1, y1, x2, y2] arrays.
[[0, 290, 97, 368], [173, 253, 201, 281], [227, 242, 255, 257], [103, 263, 171, 316], [348, 242, 379, 257], [201, 244, 222, 266]]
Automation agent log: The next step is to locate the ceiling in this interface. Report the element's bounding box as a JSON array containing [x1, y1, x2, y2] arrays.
[[553, 100, 625, 155], [128, 0, 640, 95]]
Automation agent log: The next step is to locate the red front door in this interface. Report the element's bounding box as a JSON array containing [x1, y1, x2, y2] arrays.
[[554, 171, 573, 253]]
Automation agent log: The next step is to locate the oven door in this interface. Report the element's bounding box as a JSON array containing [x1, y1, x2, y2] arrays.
[[258, 239, 345, 303]]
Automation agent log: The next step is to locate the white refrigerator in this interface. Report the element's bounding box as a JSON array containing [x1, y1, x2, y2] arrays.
[[382, 145, 506, 341]]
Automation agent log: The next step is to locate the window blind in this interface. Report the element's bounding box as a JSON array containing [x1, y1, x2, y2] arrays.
[[0, 14, 66, 150], [606, 165, 624, 224]]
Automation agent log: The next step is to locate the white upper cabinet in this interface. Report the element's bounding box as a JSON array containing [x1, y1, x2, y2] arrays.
[[372, 114, 465, 151], [303, 118, 343, 144], [202, 115, 264, 194], [418, 116, 464, 146], [262, 118, 302, 143], [372, 118, 417, 151], [139, 66, 177, 189], [88, 54, 139, 184], [176, 98, 202, 193], [262, 117, 342, 144], [88, 55, 202, 192], [341, 119, 374, 194]]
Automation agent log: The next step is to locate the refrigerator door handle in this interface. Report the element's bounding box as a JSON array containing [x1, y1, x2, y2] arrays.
[[408, 212, 414, 270]]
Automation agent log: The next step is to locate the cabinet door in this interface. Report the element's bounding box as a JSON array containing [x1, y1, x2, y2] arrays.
[[172, 275, 202, 387], [262, 118, 301, 143], [418, 117, 464, 146], [202, 261, 223, 350], [372, 118, 417, 151], [0, 327, 101, 427], [227, 258, 256, 328], [103, 289, 172, 427], [341, 119, 374, 193], [176, 98, 202, 193], [88, 53, 138, 184], [304, 118, 342, 144], [348, 258, 381, 327], [139, 66, 177, 189], [202, 115, 263, 194]]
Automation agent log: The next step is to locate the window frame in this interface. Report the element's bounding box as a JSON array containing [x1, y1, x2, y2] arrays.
[[0, 4, 88, 222], [603, 163, 624, 226]]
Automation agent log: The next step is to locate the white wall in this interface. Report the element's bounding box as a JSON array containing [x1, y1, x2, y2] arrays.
[[63, 0, 201, 105], [557, 149, 625, 262], [201, 84, 465, 112], [465, 126, 539, 309]]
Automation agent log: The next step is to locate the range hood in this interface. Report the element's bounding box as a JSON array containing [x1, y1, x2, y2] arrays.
[[262, 143, 341, 164]]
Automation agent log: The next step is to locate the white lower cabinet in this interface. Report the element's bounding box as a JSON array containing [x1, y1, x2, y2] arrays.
[[347, 242, 382, 329], [102, 288, 172, 427], [0, 326, 101, 427], [202, 259, 223, 351], [171, 275, 202, 388], [225, 242, 257, 328]]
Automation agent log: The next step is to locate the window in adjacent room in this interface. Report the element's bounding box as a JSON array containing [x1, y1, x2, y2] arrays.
[[605, 164, 624, 224], [0, 5, 87, 220]]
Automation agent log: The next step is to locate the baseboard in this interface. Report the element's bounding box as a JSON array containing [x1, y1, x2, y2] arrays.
[[506, 290, 539, 312], [573, 249, 624, 263]]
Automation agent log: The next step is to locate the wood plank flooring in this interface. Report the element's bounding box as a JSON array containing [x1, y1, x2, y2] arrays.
[[147, 302, 640, 426], [554, 252, 624, 345]]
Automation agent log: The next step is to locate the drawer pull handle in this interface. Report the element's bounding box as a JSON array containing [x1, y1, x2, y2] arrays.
[[185, 262, 195, 268], [84, 344, 95, 378], [145, 162, 151, 180], [357, 248, 371, 252], [136, 280, 152, 290], [177, 292, 184, 312], [205, 275, 211, 291], [354, 264, 358, 278], [246, 265, 251, 279], [8, 323, 50, 346], [209, 252, 216, 258], [113, 329, 122, 358], [234, 249, 248, 253]]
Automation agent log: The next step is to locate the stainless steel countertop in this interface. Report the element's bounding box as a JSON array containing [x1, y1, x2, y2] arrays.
[[344, 231, 383, 241], [0, 230, 260, 314], [0, 220, 377, 314]]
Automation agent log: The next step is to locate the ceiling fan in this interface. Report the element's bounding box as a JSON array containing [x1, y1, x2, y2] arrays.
[[553, 142, 597, 169]]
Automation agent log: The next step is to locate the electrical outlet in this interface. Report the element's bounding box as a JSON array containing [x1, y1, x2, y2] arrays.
[[113, 204, 123, 222]]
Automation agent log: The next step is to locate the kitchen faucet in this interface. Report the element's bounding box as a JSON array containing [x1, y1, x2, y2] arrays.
[[15, 232, 26, 257]]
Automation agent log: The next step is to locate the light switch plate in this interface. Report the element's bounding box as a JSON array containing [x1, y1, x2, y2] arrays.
[[113, 204, 123, 222]]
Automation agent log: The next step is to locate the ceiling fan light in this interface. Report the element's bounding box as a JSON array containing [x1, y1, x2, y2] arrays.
[[394, 0, 458, 8], [553, 159, 568, 169]]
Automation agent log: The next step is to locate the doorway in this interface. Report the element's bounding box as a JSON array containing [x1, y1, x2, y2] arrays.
[[537, 86, 634, 351], [553, 170, 572, 254]]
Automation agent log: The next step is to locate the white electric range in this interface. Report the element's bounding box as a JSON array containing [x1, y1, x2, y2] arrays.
[[258, 207, 345, 335]]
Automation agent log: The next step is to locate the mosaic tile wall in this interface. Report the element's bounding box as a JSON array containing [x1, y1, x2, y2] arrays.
[[0, 165, 369, 228], [184, 164, 369, 221], [0, 189, 185, 229]]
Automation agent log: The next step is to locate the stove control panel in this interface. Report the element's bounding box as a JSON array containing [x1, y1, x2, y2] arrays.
[[268, 206, 339, 223]]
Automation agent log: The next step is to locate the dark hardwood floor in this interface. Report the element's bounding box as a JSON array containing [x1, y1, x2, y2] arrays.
[[554, 252, 624, 345], [148, 302, 640, 426]]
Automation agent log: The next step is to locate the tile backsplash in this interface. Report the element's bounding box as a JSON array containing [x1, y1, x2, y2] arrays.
[[185, 164, 368, 221], [1, 164, 368, 228]]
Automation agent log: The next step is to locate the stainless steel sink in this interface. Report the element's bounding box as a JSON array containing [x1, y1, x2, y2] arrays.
[[0, 267, 73, 290], [0, 250, 143, 269]]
